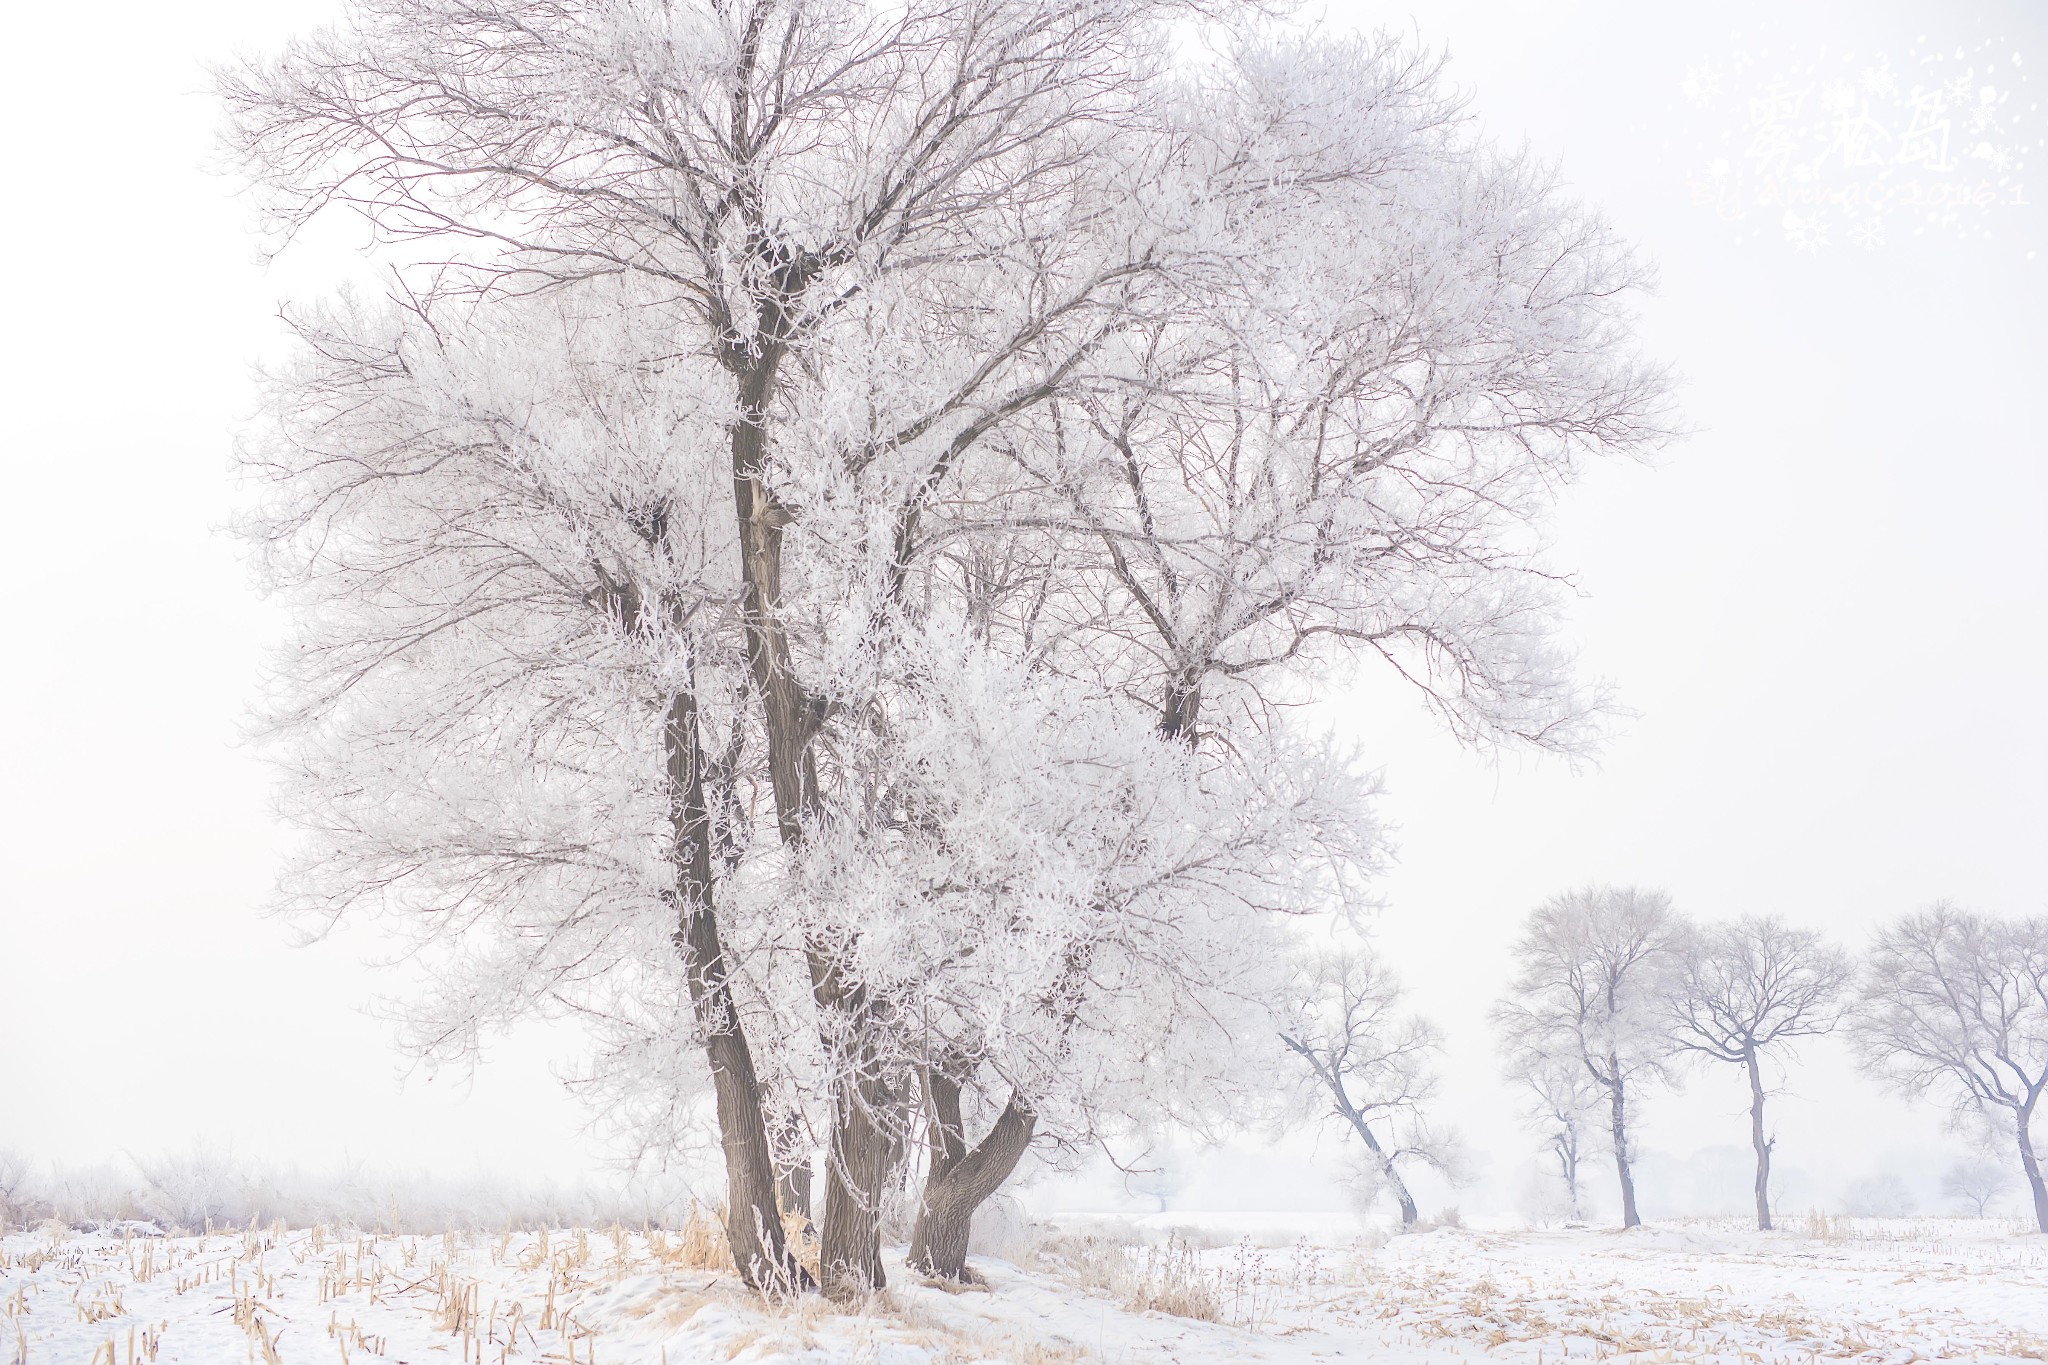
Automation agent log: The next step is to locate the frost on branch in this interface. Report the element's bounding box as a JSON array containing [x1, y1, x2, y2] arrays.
[[1666, 915, 1848, 1230], [226, 0, 1673, 1291], [1282, 943, 1457, 1227], [1492, 887, 1682, 1230], [1848, 905, 2048, 1233]]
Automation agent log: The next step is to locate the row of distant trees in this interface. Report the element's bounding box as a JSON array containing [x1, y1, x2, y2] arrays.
[[1287, 892, 2048, 1234]]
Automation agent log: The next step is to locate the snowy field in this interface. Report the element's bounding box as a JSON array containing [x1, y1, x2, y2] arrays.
[[6, 1215, 2045, 1364]]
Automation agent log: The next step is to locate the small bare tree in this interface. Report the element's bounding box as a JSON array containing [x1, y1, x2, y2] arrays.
[[1492, 887, 1682, 1229], [1942, 1153, 2015, 1218], [1282, 948, 1453, 1227], [0, 1149, 30, 1227], [1848, 904, 2048, 1233], [1503, 1048, 1602, 1222], [1667, 916, 1848, 1230]]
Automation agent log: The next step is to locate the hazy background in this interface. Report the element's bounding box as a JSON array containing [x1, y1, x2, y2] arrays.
[[2, 0, 2042, 1222]]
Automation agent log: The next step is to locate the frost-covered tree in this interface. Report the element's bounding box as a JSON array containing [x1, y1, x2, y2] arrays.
[[241, 285, 811, 1281], [1492, 887, 1682, 1229], [226, 0, 1229, 1293], [891, 29, 1668, 1272], [1942, 1152, 2015, 1218], [1666, 916, 1848, 1230], [1282, 947, 1452, 1226], [787, 626, 1375, 1280], [0, 1149, 29, 1226], [1502, 1046, 1601, 1223], [226, 0, 1669, 1293], [1848, 905, 2048, 1233]]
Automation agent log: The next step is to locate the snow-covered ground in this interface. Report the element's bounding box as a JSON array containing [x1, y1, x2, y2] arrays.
[[4, 1215, 2044, 1364]]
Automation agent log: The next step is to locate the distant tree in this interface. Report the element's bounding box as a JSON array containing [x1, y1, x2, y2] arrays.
[[1492, 887, 1682, 1229], [0, 1149, 30, 1224], [1941, 1153, 2016, 1218], [1848, 904, 2048, 1232], [1667, 916, 1849, 1230], [1841, 1171, 1917, 1219], [1503, 1048, 1602, 1222], [1126, 1147, 1185, 1215], [1283, 948, 1454, 1226]]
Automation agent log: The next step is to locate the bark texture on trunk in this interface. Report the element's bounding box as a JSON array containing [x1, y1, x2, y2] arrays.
[[2017, 1105, 2048, 1234], [665, 685, 803, 1291], [817, 1055, 895, 1296], [1609, 1065, 1640, 1229], [908, 1072, 1037, 1281], [1745, 1049, 1774, 1231], [774, 1132, 813, 1226]]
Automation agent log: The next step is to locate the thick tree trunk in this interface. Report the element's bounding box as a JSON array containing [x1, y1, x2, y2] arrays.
[[775, 1127, 813, 1226], [2017, 1104, 2048, 1234], [817, 1061, 895, 1296], [664, 684, 802, 1291], [1745, 1049, 1774, 1231], [908, 1072, 1037, 1281], [1609, 1067, 1640, 1229], [728, 359, 894, 1292]]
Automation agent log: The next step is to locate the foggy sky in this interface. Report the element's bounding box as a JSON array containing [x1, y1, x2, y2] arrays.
[[1, 0, 2041, 1219]]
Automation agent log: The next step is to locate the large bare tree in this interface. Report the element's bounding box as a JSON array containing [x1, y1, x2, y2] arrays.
[[1848, 904, 2048, 1233], [1492, 886, 1682, 1229], [1667, 916, 1848, 1230]]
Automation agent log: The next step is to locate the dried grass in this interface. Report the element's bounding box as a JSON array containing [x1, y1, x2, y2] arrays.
[[1027, 1226, 1224, 1322]]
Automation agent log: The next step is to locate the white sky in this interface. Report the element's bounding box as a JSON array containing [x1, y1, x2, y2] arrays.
[[1, 0, 2042, 1218]]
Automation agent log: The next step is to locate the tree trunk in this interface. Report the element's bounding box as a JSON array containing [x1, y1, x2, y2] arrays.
[[1609, 1067, 1640, 1229], [775, 1136, 813, 1226], [2017, 1104, 2048, 1235], [817, 1058, 895, 1296], [1554, 1121, 1583, 1222], [1352, 1116, 1419, 1226], [1745, 1049, 1774, 1231], [728, 358, 894, 1291], [1280, 1034, 1418, 1225], [908, 1072, 1037, 1281], [664, 684, 802, 1291]]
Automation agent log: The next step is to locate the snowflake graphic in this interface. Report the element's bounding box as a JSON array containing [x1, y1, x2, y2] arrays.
[[1848, 218, 1885, 250], [1783, 210, 1830, 254], [1682, 62, 1724, 107], [1861, 59, 1897, 98], [1974, 142, 2013, 171]]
